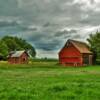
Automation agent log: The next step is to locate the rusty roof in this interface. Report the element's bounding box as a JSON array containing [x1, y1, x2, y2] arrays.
[[8, 50, 28, 58], [66, 39, 93, 54]]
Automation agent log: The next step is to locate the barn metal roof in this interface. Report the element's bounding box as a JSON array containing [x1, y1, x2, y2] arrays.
[[10, 50, 26, 57], [64, 39, 93, 54]]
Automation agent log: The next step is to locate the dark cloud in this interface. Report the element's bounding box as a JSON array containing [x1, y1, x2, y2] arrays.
[[0, 0, 100, 57], [34, 39, 62, 51], [18, 26, 38, 32], [90, 0, 95, 4], [43, 22, 51, 27], [54, 29, 77, 37], [0, 20, 19, 27]]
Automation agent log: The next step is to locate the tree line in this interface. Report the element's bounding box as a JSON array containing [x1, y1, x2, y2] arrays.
[[87, 31, 100, 64], [0, 32, 100, 64], [0, 36, 36, 60]]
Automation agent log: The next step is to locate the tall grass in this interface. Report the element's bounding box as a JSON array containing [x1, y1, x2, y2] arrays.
[[0, 61, 99, 100]]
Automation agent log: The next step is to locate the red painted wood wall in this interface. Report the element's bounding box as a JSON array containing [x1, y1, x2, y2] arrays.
[[8, 52, 28, 64], [59, 43, 82, 66]]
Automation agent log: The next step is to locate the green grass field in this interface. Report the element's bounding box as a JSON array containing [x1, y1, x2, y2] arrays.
[[0, 61, 100, 100]]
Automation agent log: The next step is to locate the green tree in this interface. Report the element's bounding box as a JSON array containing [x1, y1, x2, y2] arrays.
[[87, 32, 100, 64], [0, 36, 36, 60], [0, 40, 8, 60]]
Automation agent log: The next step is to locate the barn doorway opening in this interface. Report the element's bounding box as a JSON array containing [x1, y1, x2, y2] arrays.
[[83, 56, 89, 65], [22, 58, 26, 63]]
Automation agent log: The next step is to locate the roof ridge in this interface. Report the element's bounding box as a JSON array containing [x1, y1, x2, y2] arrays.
[[68, 39, 87, 45], [67, 39, 92, 54], [9, 50, 26, 58]]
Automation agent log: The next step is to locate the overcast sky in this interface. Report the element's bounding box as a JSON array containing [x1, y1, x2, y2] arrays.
[[0, 0, 100, 58]]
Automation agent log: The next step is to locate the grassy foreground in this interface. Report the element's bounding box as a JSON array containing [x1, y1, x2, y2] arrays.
[[0, 61, 100, 100]]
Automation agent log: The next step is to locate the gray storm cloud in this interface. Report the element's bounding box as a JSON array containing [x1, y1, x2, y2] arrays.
[[0, 0, 100, 58]]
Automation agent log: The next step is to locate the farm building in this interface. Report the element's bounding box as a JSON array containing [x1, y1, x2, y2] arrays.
[[59, 39, 93, 66], [8, 50, 29, 64]]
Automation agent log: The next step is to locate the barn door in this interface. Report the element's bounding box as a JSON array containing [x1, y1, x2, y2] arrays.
[[83, 56, 89, 65]]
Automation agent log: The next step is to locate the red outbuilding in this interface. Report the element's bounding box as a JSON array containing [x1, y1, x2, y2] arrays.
[[59, 39, 93, 66], [8, 50, 29, 64]]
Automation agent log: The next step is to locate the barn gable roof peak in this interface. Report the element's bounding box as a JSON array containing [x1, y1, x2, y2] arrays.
[[8, 50, 28, 58], [64, 39, 93, 54]]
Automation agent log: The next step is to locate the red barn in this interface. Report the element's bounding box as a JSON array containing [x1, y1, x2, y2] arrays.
[[8, 50, 29, 64], [59, 39, 93, 66]]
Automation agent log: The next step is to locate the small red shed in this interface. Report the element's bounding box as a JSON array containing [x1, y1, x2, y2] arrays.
[[8, 50, 29, 64], [59, 39, 93, 66]]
